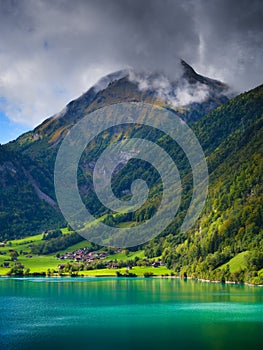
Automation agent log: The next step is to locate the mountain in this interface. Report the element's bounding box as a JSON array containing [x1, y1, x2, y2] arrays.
[[153, 85, 263, 283], [0, 61, 228, 239], [0, 62, 262, 282], [0, 61, 229, 239]]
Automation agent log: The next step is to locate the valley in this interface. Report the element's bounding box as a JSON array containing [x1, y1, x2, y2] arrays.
[[0, 228, 262, 283]]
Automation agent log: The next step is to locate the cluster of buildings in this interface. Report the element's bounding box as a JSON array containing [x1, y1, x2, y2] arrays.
[[58, 247, 165, 271], [59, 247, 109, 264]]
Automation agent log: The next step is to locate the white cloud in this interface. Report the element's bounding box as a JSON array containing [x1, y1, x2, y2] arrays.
[[128, 69, 210, 107]]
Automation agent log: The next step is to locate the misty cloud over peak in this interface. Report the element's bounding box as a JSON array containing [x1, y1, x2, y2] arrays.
[[127, 59, 230, 107], [0, 0, 262, 127]]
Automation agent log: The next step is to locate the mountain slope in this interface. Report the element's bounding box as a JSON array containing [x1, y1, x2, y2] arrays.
[[151, 88, 263, 283], [0, 61, 230, 239], [0, 67, 262, 257], [0, 145, 64, 239]]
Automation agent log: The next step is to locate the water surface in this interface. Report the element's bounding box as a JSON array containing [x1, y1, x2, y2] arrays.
[[0, 277, 262, 350]]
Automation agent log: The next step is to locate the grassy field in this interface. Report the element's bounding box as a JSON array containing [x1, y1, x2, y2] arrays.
[[218, 251, 248, 272], [116, 222, 135, 228], [81, 266, 171, 277], [0, 231, 171, 277], [0, 254, 59, 275], [0, 234, 44, 253], [60, 228, 73, 235], [0, 230, 81, 275], [13, 255, 59, 273]]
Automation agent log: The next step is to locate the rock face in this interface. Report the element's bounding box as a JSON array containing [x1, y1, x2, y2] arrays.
[[180, 60, 225, 88]]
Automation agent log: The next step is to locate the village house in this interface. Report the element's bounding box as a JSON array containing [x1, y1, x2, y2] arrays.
[[58, 264, 66, 270], [58, 248, 109, 266], [152, 262, 160, 268]]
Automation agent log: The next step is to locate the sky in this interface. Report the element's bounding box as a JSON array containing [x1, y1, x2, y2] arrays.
[[0, 0, 262, 144]]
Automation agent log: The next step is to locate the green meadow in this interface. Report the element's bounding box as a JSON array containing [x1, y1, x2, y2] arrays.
[[0, 231, 169, 277], [80, 266, 171, 277], [219, 251, 248, 272]]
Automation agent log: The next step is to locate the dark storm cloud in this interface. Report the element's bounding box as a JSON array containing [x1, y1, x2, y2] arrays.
[[98, 0, 200, 75], [0, 0, 262, 126], [193, 0, 263, 91]]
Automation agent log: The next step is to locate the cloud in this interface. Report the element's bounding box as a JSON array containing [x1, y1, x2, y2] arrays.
[[128, 70, 210, 106], [0, 0, 262, 127], [193, 0, 263, 92], [172, 82, 210, 106]]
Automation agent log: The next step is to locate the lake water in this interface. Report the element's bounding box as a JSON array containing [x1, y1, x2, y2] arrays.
[[0, 277, 262, 350]]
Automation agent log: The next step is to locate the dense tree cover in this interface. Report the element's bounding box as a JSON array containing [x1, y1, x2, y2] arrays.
[[245, 251, 263, 271], [193, 84, 263, 155], [0, 145, 64, 240], [31, 232, 84, 254], [7, 264, 29, 276], [42, 229, 62, 240], [145, 109, 263, 283]]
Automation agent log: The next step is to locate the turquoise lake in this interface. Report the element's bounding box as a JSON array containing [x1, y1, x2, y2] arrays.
[[0, 277, 262, 350]]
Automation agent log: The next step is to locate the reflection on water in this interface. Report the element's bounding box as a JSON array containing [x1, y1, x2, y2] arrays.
[[0, 277, 262, 350]]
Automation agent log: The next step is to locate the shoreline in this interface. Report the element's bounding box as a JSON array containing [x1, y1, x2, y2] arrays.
[[0, 273, 262, 287]]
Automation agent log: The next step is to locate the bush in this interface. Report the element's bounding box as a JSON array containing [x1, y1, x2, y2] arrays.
[[144, 272, 154, 278], [116, 271, 137, 277]]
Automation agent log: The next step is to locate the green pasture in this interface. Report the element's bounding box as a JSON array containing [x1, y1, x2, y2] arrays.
[[218, 251, 248, 272]]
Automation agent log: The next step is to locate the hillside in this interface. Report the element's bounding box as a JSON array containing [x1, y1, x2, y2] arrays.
[[0, 145, 65, 239], [149, 85, 263, 283], [1, 61, 230, 239]]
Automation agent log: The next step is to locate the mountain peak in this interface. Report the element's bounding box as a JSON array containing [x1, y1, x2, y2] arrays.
[[73, 60, 228, 109], [27, 60, 231, 143], [180, 59, 196, 76], [180, 59, 226, 90], [93, 69, 129, 93]]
